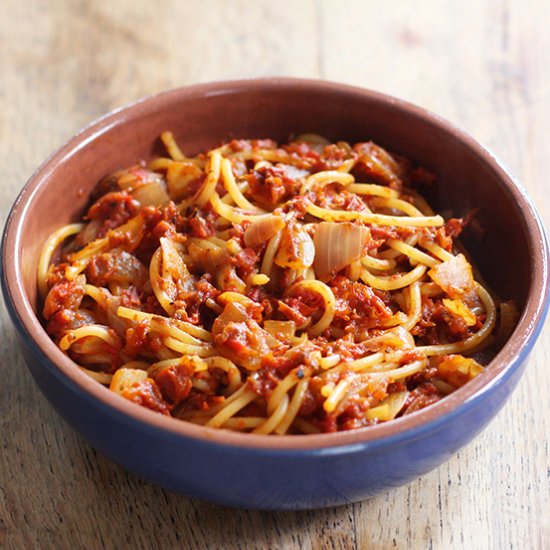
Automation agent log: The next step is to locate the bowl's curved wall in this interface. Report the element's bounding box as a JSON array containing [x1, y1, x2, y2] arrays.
[[16, 80, 533, 310]]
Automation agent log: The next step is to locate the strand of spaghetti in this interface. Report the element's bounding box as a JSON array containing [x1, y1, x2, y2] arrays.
[[59, 325, 119, 351], [220, 158, 263, 212], [162, 336, 214, 357], [319, 354, 341, 370], [323, 378, 351, 413], [156, 345, 179, 361], [274, 377, 310, 434], [348, 183, 399, 198], [252, 394, 289, 435], [378, 234, 420, 260], [78, 366, 113, 384], [417, 284, 496, 356], [149, 247, 175, 315], [300, 170, 354, 194], [193, 150, 222, 207], [419, 239, 454, 261], [293, 418, 321, 434], [361, 254, 396, 271], [205, 356, 243, 395], [212, 235, 233, 248], [386, 239, 439, 267], [217, 291, 257, 306], [361, 361, 400, 374], [188, 384, 254, 420], [370, 197, 424, 217], [207, 143, 234, 157], [367, 359, 427, 380], [205, 389, 258, 428], [116, 306, 212, 341], [160, 131, 185, 161], [260, 231, 283, 275], [220, 182, 249, 204], [178, 384, 250, 421], [148, 157, 176, 171], [150, 319, 204, 346], [337, 158, 357, 173], [306, 202, 444, 227], [188, 416, 265, 430], [365, 391, 409, 421], [210, 192, 270, 223], [220, 417, 265, 430], [402, 281, 422, 331], [379, 312, 409, 327], [266, 371, 300, 415], [38, 223, 84, 298], [348, 352, 385, 371], [360, 264, 427, 291], [284, 280, 336, 336], [65, 237, 109, 280], [404, 189, 435, 215], [69, 237, 109, 263]]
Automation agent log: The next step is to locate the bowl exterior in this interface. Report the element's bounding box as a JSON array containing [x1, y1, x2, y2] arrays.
[[14, 321, 530, 510]]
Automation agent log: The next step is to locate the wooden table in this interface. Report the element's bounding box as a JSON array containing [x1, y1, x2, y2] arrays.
[[1, 1, 549, 548]]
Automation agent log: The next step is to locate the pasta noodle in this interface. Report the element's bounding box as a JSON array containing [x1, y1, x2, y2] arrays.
[[38, 134, 516, 434]]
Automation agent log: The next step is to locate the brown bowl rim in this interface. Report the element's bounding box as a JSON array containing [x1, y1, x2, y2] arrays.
[[3, 77, 549, 451]]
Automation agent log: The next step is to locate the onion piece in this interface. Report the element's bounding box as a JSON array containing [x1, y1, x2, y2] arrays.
[[429, 253, 478, 305], [313, 222, 370, 279], [110, 368, 148, 395], [157, 237, 194, 306], [362, 326, 415, 351], [442, 298, 477, 326], [274, 223, 315, 269], [244, 215, 286, 247], [131, 181, 171, 207], [263, 320, 296, 341], [366, 391, 409, 421], [166, 162, 203, 200], [435, 355, 484, 388]]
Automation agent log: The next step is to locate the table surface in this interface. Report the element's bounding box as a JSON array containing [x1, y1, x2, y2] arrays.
[[1, 1, 549, 548]]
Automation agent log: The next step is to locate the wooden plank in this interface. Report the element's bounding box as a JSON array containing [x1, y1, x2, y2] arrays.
[[0, 0, 548, 548]]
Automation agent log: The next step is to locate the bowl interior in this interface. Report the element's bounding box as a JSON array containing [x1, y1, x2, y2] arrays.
[[19, 81, 531, 314], [6, 79, 545, 449]]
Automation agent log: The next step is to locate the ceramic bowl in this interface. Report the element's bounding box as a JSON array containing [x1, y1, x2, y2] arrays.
[[2, 78, 548, 510]]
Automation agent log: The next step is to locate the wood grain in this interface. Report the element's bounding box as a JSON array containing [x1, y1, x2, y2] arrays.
[[1, 1, 549, 548]]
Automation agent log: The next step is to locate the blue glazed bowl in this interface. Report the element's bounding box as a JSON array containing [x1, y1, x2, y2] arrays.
[[2, 78, 548, 510]]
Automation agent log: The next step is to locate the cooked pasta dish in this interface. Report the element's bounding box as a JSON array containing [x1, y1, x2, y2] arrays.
[[38, 133, 517, 434]]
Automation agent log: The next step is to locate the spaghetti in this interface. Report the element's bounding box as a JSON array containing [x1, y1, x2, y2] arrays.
[[39, 134, 517, 434]]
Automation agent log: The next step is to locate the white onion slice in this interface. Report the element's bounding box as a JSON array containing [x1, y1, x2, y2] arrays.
[[274, 224, 315, 269], [131, 181, 171, 207], [313, 222, 370, 278], [244, 216, 286, 247]]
